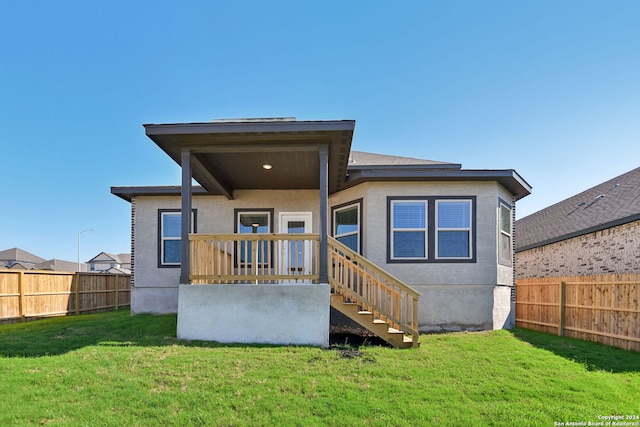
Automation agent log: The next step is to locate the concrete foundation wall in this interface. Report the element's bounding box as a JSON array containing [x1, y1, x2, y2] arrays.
[[177, 284, 330, 346], [130, 286, 178, 315], [516, 220, 640, 278], [413, 284, 513, 332]]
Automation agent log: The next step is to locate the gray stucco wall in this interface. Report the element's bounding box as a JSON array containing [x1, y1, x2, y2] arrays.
[[515, 219, 640, 278], [359, 181, 508, 286], [330, 181, 516, 330], [130, 182, 518, 330]]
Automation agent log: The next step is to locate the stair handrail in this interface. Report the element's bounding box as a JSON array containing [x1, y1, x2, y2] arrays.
[[328, 236, 420, 346]]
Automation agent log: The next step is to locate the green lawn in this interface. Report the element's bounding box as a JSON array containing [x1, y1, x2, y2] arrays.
[[1, 310, 638, 426]]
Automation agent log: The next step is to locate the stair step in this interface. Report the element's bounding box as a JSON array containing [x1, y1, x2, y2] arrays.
[[330, 293, 417, 349]]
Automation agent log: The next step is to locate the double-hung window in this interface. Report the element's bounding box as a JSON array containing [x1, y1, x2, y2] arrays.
[[436, 200, 472, 259], [388, 196, 475, 263], [332, 200, 362, 253], [390, 200, 428, 260], [159, 209, 196, 267], [498, 200, 512, 266]]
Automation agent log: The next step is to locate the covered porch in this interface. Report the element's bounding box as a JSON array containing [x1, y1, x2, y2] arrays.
[[144, 118, 419, 347]]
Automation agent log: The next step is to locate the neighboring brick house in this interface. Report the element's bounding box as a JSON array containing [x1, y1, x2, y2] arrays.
[[515, 166, 640, 278]]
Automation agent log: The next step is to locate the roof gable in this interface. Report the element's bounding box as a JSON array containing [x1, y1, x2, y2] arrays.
[[88, 252, 119, 263], [515, 166, 640, 250]]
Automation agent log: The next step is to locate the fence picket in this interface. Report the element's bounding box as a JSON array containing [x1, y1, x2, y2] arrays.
[[516, 274, 640, 352], [0, 270, 130, 323]]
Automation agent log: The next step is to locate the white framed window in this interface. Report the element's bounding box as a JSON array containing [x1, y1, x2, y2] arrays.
[[498, 200, 512, 266], [158, 210, 196, 267], [436, 200, 472, 259], [390, 200, 428, 260], [235, 209, 272, 267], [333, 201, 361, 253]]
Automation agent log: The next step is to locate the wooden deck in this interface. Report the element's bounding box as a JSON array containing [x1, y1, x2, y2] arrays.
[[188, 233, 420, 348]]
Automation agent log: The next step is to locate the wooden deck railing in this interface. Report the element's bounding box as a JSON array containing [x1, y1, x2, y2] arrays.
[[189, 233, 320, 284], [327, 236, 421, 347]]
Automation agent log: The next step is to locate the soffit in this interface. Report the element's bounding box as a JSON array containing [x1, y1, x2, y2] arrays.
[[144, 120, 355, 197]]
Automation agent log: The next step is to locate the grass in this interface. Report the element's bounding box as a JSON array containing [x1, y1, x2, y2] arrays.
[[1, 310, 638, 426]]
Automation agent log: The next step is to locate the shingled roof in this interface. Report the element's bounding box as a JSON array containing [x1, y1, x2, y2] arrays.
[[347, 151, 460, 168], [515, 166, 640, 251], [0, 248, 46, 266]]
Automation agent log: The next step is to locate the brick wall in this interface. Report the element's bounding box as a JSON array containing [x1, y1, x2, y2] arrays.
[[516, 219, 640, 278]]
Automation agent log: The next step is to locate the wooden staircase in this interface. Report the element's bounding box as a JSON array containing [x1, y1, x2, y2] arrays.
[[328, 237, 421, 348], [330, 294, 415, 348]]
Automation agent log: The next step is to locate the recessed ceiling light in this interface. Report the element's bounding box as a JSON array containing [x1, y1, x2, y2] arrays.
[[262, 164, 272, 170]]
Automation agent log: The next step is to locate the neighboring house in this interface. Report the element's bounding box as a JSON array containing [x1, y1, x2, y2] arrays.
[[0, 248, 46, 270], [103, 266, 132, 275], [87, 252, 132, 273], [7, 262, 31, 270], [111, 118, 531, 347], [515, 166, 640, 278], [34, 259, 82, 272], [0, 247, 89, 272]]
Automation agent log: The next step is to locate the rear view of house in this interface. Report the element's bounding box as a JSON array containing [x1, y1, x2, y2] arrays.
[[112, 118, 531, 347]]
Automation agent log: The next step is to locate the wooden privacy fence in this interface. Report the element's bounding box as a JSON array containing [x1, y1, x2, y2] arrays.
[[0, 270, 130, 323], [516, 274, 640, 352]]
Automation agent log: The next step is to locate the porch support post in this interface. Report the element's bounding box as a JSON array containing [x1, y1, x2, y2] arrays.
[[319, 145, 329, 283], [180, 148, 193, 284]]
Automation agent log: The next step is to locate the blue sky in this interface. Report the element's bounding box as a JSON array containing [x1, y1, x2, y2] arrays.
[[1, 1, 639, 263]]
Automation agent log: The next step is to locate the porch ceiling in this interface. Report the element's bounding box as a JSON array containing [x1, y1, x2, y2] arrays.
[[144, 119, 355, 198]]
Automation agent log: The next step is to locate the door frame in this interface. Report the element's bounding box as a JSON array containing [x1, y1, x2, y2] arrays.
[[279, 212, 313, 279]]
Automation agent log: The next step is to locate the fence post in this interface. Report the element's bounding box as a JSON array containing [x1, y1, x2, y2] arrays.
[[74, 273, 80, 315], [18, 271, 25, 322], [558, 281, 566, 337], [114, 276, 119, 310]]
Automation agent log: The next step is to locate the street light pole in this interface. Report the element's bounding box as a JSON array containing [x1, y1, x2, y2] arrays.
[[78, 229, 94, 272]]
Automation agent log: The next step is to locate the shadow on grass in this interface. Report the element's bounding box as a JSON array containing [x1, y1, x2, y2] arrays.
[[512, 328, 640, 373], [0, 310, 388, 358], [0, 310, 181, 357]]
